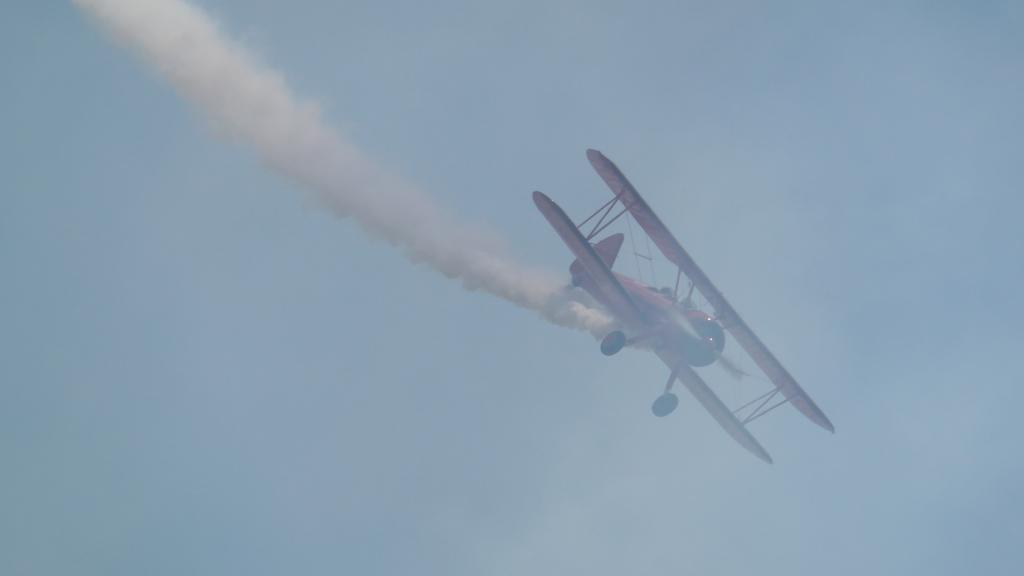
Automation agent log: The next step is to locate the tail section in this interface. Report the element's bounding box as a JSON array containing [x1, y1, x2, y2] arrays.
[[570, 233, 624, 284], [594, 233, 625, 267]]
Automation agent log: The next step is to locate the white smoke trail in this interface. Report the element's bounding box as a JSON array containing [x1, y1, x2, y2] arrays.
[[73, 0, 613, 335]]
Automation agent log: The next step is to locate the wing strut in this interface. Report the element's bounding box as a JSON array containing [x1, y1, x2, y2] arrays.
[[733, 388, 791, 425], [575, 189, 637, 242]]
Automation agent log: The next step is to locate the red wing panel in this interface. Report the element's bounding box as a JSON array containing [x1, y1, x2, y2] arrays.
[[587, 149, 834, 432], [533, 191, 648, 329], [656, 348, 773, 464]]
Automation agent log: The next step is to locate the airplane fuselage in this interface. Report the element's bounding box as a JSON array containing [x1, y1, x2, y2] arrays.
[[575, 268, 725, 367]]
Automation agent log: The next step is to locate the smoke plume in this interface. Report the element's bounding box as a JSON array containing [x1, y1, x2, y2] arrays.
[[73, 0, 612, 335]]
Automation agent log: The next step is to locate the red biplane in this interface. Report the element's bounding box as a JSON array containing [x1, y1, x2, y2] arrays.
[[534, 149, 833, 463]]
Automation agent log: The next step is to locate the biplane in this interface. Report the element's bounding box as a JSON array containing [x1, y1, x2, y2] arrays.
[[533, 149, 833, 463]]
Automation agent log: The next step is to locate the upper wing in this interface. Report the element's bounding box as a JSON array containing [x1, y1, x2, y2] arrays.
[[533, 191, 648, 329], [587, 149, 834, 433], [656, 347, 772, 463]]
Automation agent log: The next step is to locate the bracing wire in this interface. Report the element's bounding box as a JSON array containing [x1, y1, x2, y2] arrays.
[[643, 229, 657, 286], [624, 214, 645, 283]]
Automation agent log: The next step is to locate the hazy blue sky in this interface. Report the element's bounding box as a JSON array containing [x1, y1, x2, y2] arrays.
[[3, 1, 1023, 574]]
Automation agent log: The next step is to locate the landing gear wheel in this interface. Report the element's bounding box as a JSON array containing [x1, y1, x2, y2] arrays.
[[601, 331, 627, 356], [651, 393, 679, 417]]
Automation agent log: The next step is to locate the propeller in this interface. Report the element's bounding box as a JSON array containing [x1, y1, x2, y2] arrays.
[[670, 300, 749, 381], [716, 352, 749, 380]]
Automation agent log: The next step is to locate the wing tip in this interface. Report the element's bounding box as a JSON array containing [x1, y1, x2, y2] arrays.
[[586, 148, 608, 166], [750, 440, 774, 465], [810, 406, 836, 434]]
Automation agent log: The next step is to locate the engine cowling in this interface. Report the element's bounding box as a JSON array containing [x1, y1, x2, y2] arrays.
[[681, 310, 725, 367]]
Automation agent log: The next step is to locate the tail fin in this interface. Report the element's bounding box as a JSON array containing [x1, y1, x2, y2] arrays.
[[593, 233, 625, 267], [570, 233, 624, 282]]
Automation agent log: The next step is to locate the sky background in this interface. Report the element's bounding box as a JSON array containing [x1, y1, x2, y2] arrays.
[[3, 1, 1023, 574]]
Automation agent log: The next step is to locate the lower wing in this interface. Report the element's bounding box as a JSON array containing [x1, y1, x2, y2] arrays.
[[656, 347, 773, 464]]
